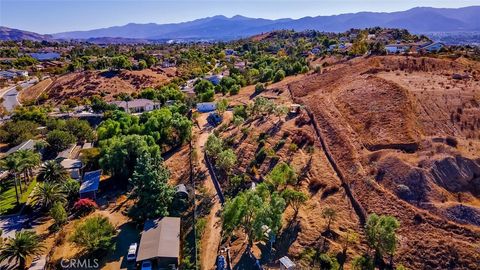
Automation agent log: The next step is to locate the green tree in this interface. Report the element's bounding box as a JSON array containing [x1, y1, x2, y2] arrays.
[[216, 99, 229, 115], [322, 207, 337, 231], [46, 130, 76, 153], [99, 134, 160, 181], [216, 149, 237, 175], [64, 119, 95, 142], [37, 160, 69, 183], [49, 201, 67, 229], [281, 188, 307, 217], [222, 185, 285, 247], [15, 150, 41, 184], [111, 55, 132, 70], [365, 213, 400, 266], [30, 182, 66, 210], [205, 134, 223, 160], [128, 151, 175, 221], [137, 59, 147, 70], [63, 178, 80, 203], [273, 69, 286, 82], [0, 231, 45, 270], [70, 216, 116, 253], [267, 162, 297, 189], [0, 154, 22, 204], [0, 120, 39, 146]]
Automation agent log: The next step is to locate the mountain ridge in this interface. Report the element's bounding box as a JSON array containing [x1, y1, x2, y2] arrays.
[[1, 6, 479, 41]]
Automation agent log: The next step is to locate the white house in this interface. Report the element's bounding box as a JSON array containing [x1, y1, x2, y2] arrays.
[[110, 99, 160, 113], [385, 44, 410, 54], [196, 102, 216, 112], [420, 42, 445, 53]]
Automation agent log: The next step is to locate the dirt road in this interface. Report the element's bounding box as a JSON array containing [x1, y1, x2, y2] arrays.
[[195, 114, 223, 270]]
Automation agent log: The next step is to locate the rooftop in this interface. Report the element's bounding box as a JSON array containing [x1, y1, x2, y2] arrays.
[[136, 217, 181, 262], [80, 170, 101, 194]]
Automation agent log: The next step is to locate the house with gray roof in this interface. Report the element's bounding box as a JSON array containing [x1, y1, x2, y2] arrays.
[[136, 217, 180, 268]]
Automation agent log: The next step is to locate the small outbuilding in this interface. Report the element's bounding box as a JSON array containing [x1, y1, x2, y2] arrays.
[[175, 184, 189, 199], [137, 217, 181, 268], [197, 102, 216, 112], [79, 170, 101, 199], [279, 256, 296, 270]]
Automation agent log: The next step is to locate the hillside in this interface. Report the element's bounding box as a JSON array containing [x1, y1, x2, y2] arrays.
[[211, 55, 480, 269], [286, 55, 480, 268], [0, 26, 53, 41], [45, 68, 174, 103]]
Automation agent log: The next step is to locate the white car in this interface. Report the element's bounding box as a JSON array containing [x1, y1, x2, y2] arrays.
[[141, 260, 152, 270], [126, 243, 137, 261]]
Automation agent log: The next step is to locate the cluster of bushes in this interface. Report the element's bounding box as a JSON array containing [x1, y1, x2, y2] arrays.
[[0, 107, 94, 154], [97, 107, 192, 181]]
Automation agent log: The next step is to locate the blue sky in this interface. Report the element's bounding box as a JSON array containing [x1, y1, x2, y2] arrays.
[[1, 0, 479, 34]]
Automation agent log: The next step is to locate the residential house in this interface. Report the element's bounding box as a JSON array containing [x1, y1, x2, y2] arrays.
[[206, 75, 223, 85], [385, 44, 410, 54], [79, 170, 101, 199], [29, 52, 61, 61], [419, 42, 446, 53], [0, 69, 28, 80], [136, 217, 181, 268], [196, 102, 216, 112], [5, 139, 36, 156], [110, 99, 160, 114], [57, 144, 82, 180]]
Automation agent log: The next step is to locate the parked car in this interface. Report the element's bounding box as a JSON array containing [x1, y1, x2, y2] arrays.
[[127, 242, 138, 261], [216, 255, 226, 270], [141, 260, 152, 270], [207, 112, 223, 126]]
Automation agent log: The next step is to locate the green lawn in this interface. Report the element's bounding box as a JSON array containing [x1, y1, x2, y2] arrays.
[[0, 178, 37, 215]]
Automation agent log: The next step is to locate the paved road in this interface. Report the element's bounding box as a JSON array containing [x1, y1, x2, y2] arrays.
[[0, 79, 38, 112]]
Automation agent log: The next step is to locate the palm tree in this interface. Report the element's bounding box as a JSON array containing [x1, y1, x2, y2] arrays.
[[1, 154, 22, 204], [37, 160, 69, 183], [16, 150, 41, 185], [30, 182, 66, 210], [0, 230, 45, 269]]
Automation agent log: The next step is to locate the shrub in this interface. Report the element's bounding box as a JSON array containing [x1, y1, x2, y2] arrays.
[[70, 216, 116, 253], [73, 198, 98, 216], [49, 202, 67, 229]]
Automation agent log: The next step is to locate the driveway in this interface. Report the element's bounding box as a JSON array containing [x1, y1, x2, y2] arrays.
[[0, 214, 31, 238], [0, 78, 38, 112]]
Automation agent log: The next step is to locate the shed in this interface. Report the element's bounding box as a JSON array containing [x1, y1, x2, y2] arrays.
[[280, 256, 296, 270], [197, 102, 216, 112], [175, 184, 189, 199], [137, 217, 181, 268], [80, 170, 101, 199]]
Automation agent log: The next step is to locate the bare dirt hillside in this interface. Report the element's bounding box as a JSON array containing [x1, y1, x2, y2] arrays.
[[287, 55, 480, 269], [45, 68, 175, 103]]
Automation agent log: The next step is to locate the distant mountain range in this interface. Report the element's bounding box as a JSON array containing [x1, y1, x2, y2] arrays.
[[0, 27, 53, 41], [1, 6, 480, 42]]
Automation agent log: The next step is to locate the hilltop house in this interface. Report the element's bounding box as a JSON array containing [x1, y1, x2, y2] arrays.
[[136, 217, 180, 268], [419, 42, 446, 53], [385, 44, 410, 54], [110, 99, 160, 114]]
